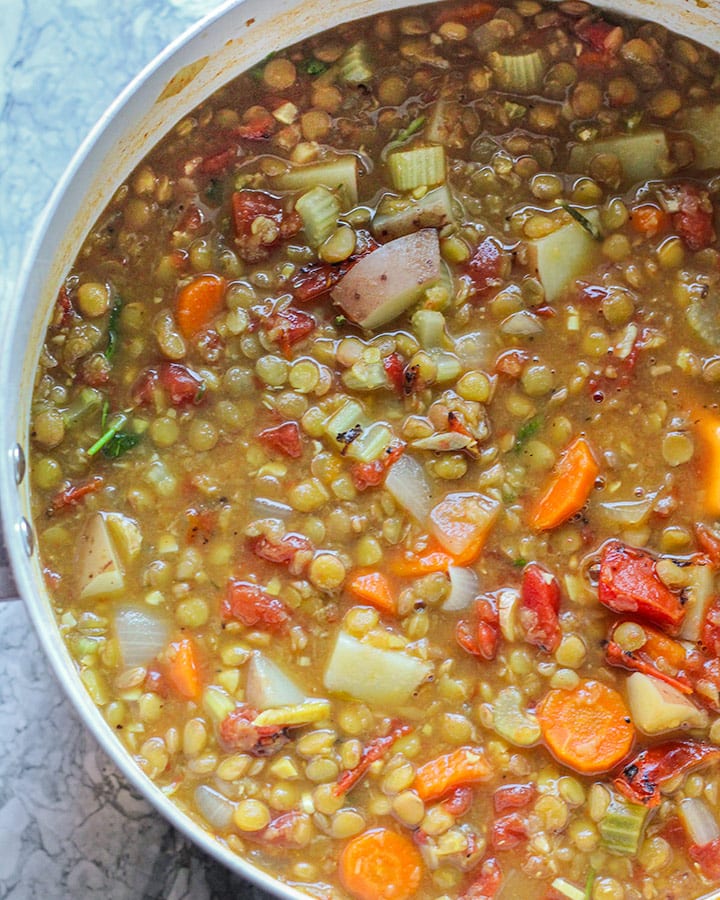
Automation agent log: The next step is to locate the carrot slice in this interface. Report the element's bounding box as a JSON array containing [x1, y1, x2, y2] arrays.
[[347, 570, 396, 615], [629, 204, 670, 237], [414, 746, 491, 801], [693, 410, 720, 516], [388, 539, 455, 577], [339, 828, 423, 900], [176, 273, 226, 338], [430, 492, 500, 564], [163, 637, 202, 701], [536, 679, 635, 775], [527, 435, 600, 531]]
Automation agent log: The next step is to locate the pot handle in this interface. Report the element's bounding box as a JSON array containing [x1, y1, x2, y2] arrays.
[[0, 541, 20, 601]]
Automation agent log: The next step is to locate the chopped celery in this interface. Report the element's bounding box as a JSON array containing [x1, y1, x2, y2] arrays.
[[324, 399, 366, 445], [491, 686, 541, 747], [681, 104, 720, 170], [372, 184, 456, 240], [345, 423, 393, 462], [550, 878, 585, 900], [411, 309, 447, 349], [342, 359, 388, 391], [388, 145, 446, 192], [62, 387, 103, 426], [568, 128, 671, 186], [488, 49, 547, 94], [272, 155, 358, 207], [295, 185, 341, 247], [202, 686, 237, 723], [384, 115, 427, 156], [599, 793, 648, 856], [525, 212, 601, 302], [432, 350, 462, 383], [339, 40, 373, 85]]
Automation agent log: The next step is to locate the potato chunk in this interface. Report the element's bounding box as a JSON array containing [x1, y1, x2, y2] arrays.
[[76, 513, 125, 601], [627, 672, 708, 735]]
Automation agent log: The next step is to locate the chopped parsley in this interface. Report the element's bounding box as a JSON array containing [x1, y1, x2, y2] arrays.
[[299, 57, 329, 75], [105, 299, 122, 359], [514, 416, 542, 453]]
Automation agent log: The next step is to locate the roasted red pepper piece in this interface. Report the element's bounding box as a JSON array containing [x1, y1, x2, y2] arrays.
[[605, 640, 694, 695], [598, 541, 685, 634], [333, 720, 411, 796], [614, 741, 720, 808], [460, 857, 503, 900], [258, 421, 303, 459], [50, 475, 104, 513], [689, 836, 720, 880], [520, 562, 561, 653], [464, 237, 506, 297], [492, 783, 537, 813], [222, 579, 291, 632]]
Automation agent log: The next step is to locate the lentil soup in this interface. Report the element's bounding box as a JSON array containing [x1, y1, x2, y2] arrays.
[[27, 1, 720, 897]]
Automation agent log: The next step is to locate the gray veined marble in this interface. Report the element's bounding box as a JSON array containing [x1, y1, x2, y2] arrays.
[[0, 1, 273, 897]]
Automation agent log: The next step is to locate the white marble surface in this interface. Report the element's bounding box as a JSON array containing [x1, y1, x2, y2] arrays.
[[0, 2, 273, 897]]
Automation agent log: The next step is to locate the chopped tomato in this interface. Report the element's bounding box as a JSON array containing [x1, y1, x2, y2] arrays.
[[249, 533, 313, 574], [383, 351, 407, 395], [219, 704, 289, 756], [520, 562, 561, 653], [668, 184, 716, 252], [132, 362, 205, 407], [464, 237, 506, 297], [50, 475, 104, 513], [264, 307, 316, 356], [235, 107, 276, 141], [443, 785, 475, 817], [350, 441, 405, 491], [457, 598, 499, 661], [222, 579, 291, 632], [258, 421, 304, 459], [696, 523, 720, 567], [575, 18, 623, 53], [689, 837, 720, 880], [491, 813, 528, 851], [702, 597, 720, 658], [291, 229, 379, 303], [232, 189, 302, 261], [460, 857, 503, 900], [334, 721, 411, 796], [186, 506, 218, 545], [598, 541, 685, 634], [494, 349, 529, 378], [492, 783, 537, 813]]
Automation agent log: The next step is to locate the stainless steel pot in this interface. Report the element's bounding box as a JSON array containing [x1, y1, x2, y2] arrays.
[[3, 0, 720, 896]]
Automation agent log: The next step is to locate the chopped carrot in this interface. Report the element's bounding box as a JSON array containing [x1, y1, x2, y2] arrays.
[[430, 492, 500, 564], [536, 679, 635, 775], [347, 570, 396, 615], [693, 409, 720, 516], [629, 203, 671, 237], [163, 637, 203, 701], [414, 746, 492, 802], [641, 623, 690, 672], [339, 828, 423, 900], [388, 540, 455, 577], [176, 273, 226, 338], [527, 435, 600, 531], [435, 1, 494, 25]]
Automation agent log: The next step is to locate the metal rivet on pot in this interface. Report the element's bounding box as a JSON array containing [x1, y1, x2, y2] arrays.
[[18, 517, 34, 558], [11, 444, 26, 485]]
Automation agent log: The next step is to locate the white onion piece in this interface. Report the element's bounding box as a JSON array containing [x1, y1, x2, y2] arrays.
[[498, 588, 522, 642], [455, 331, 496, 369], [499, 310, 543, 336], [194, 785, 236, 831], [245, 653, 306, 710], [114, 606, 171, 668], [597, 498, 653, 527], [679, 797, 720, 846], [385, 454, 432, 523], [249, 497, 293, 519], [443, 566, 479, 611]]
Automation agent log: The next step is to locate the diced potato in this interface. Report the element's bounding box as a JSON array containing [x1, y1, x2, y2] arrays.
[[76, 512, 125, 601], [105, 512, 142, 562], [525, 215, 601, 303], [681, 104, 720, 171], [568, 128, 670, 186], [245, 653, 306, 710], [323, 630, 432, 707], [331, 229, 441, 330], [372, 185, 456, 241], [627, 672, 708, 735]]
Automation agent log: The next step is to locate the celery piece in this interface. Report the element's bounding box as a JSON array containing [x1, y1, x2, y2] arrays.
[[432, 350, 462, 383], [62, 387, 103, 426], [411, 309, 447, 349], [372, 184, 456, 240], [345, 423, 393, 463], [339, 40, 373, 85], [525, 212, 601, 303], [202, 686, 237, 724], [568, 128, 670, 186], [324, 399, 366, 446], [295, 185, 341, 247], [488, 49, 547, 94], [599, 793, 648, 856], [342, 360, 389, 392], [491, 686, 541, 747], [681, 104, 720, 170], [388, 145, 446, 192], [272, 155, 358, 207], [550, 879, 586, 900]]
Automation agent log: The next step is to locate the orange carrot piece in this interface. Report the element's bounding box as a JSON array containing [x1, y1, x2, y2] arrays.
[[339, 828, 423, 900], [693, 410, 720, 516], [414, 746, 492, 802], [536, 679, 635, 775], [176, 273, 226, 338], [430, 492, 500, 564], [641, 623, 689, 672], [435, 1, 494, 25], [164, 637, 203, 701], [630, 204, 671, 237], [347, 570, 396, 615], [527, 435, 600, 531], [388, 544, 455, 578]]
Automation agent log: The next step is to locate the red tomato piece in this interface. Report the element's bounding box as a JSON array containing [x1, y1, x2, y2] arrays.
[[350, 441, 405, 491], [492, 783, 537, 813], [689, 837, 720, 880], [442, 785, 475, 817], [258, 421, 303, 459], [457, 597, 499, 661], [50, 475, 104, 512], [218, 704, 289, 756], [520, 562, 561, 653], [264, 308, 316, 356], [249, 533, 313, 575], [598, 541, 685, 634], [222, 579, 291, 632], [702, 597, 720, 658], [494, 349, 529, 378], [383, 351, 406, 395], [491, 813, 528, 850], [460, 857, 503, 900], [670, 184, 716, 252], [464, 237, 506, 297], [159, 362, 205, 405]]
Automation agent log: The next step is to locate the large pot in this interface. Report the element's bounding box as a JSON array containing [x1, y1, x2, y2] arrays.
[[3, 0, 720, 896]]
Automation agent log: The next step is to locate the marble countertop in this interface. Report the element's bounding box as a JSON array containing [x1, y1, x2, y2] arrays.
[[0, 2, 273, 897]]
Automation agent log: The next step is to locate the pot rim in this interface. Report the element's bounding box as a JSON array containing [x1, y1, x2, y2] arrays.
[[3, 0, 720, 898]]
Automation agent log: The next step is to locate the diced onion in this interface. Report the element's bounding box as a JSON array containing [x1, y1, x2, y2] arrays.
[[455, 331, 496, 369], [597, 498, 653, 527], [114, 605, 171, 667], [443, 566, 479, 611], [679, 797, 720, 846], [499, 310, 543, 336], [498, 588, 521, 642], [194, 785, 236, 831], [249, 497, 293, 519], [385, 454, 432, 523]]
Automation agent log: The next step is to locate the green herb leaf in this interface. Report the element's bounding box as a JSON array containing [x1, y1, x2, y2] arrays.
[[514, 416, 542, 452], [102, 431, 141, 459], [105, 300, 122, 359], [584, 869, 596, 900], [558, 201, 603, 241], [384, 115, 426, 156], [513, 557, 528, 568], [299, 57, 329, 75], [87, 412, 128, 457]]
